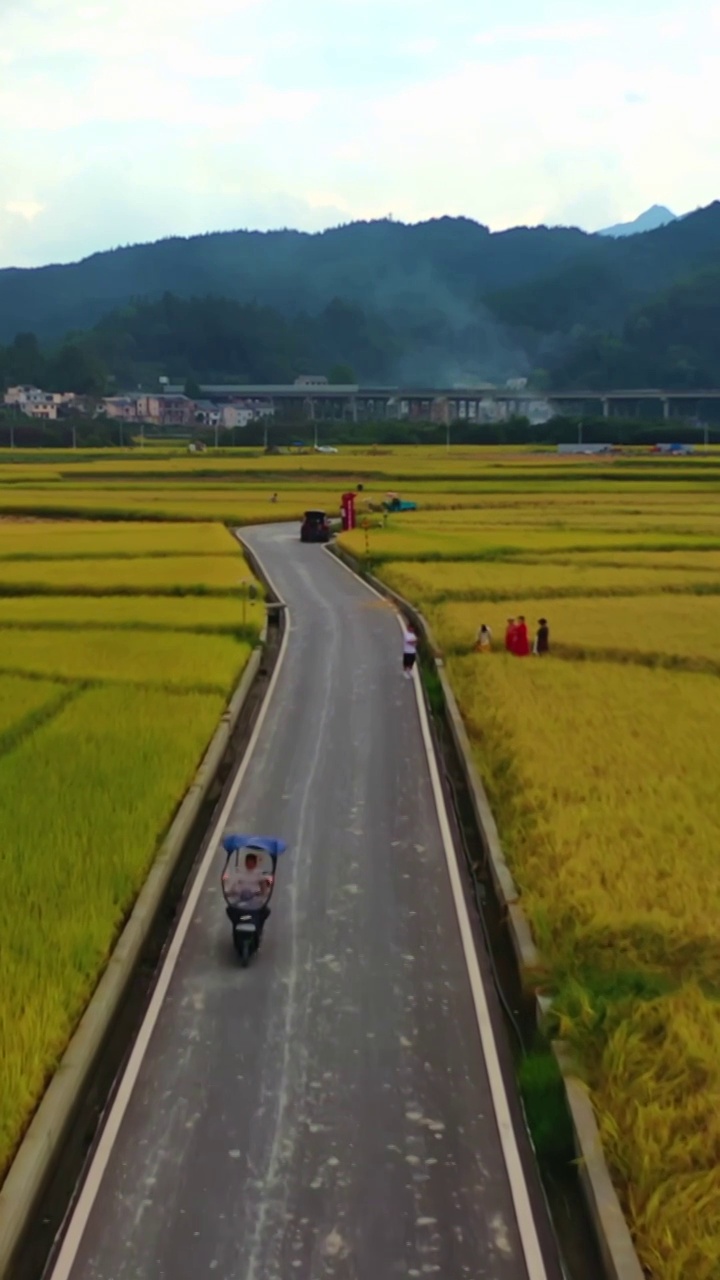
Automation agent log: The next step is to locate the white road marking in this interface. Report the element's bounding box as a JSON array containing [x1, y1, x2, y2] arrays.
[[325, 543, 548, 1279], [47, 574, 292, 1280]]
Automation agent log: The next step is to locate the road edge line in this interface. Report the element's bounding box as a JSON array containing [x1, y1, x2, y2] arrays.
[[43, 578, 291, 1280]]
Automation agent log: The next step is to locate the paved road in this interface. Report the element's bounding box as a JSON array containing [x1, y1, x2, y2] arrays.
[[49, 525, 562, 1280]]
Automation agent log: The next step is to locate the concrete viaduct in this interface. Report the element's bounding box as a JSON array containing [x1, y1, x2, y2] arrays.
[[166, 383, 720, 425]]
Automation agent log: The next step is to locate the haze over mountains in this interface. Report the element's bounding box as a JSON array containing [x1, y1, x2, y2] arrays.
[[1, 200, 719, 393]]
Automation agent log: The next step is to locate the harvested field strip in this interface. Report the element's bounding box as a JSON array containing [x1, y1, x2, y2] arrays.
[[379, 559, 720, 603], [0, 683, 226, 1181], [0, 593, 254, 631], [0, 628, 253, 689], [424, 595, 720, 669]]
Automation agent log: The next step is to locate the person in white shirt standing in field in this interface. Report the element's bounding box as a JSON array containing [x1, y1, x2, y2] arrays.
[[402, 622, 419, 678]]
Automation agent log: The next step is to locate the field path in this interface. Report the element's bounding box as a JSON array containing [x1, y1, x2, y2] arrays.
[[47, 523, 562, 1280]]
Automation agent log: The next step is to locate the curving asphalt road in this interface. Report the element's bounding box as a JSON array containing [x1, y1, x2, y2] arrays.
[[47, 524, 563, 1280]]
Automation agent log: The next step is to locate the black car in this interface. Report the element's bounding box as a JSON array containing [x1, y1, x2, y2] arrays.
[[300, 510, 331, 543]]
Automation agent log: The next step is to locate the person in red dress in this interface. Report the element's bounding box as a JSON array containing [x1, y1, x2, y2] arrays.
[[514, 615, 530, 656], [504, 618, 516, 653]]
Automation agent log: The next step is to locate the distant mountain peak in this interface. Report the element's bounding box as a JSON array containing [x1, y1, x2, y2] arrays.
[[599, 205, 678, 238]]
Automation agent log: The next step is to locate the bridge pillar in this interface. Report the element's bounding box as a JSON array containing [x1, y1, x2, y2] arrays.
[[602, 398, 610, 418], [662, 397, 670, 420]]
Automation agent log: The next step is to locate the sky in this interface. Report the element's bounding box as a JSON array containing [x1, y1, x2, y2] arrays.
[[0, 0, 719, 268]]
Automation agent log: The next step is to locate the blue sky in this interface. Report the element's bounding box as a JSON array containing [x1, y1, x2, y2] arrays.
[[0, 0, 718, 267]]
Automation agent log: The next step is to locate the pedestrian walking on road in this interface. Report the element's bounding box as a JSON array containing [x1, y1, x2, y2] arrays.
[[504, 618, 516, 653], [402, 624, 419, 678], [475, 623, 492, 653], [533, 618, 549, 655], [514, 616, 530, 657]]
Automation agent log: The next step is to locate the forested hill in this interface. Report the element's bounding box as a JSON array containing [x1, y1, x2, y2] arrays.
[[0, 217, 591, 344], [2, 202, 720, 389]]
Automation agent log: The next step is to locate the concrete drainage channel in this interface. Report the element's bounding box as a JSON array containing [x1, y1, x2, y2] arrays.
[[6, 599, 285, 1280]]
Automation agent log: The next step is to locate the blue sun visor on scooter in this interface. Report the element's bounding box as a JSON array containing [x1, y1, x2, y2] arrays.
[[222, 834, 288, 857]]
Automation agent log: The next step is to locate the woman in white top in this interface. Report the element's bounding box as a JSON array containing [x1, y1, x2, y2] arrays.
[[475, 623, 492, 653], [402, 625, 418, 678]]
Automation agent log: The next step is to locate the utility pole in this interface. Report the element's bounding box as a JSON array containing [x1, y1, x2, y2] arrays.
[[578, 418, 583, 445], [446, 419, 450, 452]]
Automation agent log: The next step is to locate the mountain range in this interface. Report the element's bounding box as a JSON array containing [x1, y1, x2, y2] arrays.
[[1, 201, 719, 392]]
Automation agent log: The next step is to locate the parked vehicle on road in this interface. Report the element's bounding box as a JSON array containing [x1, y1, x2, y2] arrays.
[[221, 835, 287, 967], [300, 510, 331, 542]]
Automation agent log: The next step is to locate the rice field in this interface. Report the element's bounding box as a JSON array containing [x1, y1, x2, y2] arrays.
[[422, 595, 720, 671], [379, 557, 720, 603], [0, 683, 227, 1177], [340, 520, 720, 562], [0, 553, 256, 594], [0, 674, 65, 741], [0, 593, 252, 631], [0, 519, 238, 558], [3, 446, 720, 1275], [0, 628, 253, 689], [331, 447, 720, 1278], [0, 515, 260, 1181]]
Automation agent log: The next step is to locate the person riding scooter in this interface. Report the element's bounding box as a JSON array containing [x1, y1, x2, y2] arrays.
[[223, 850, 273, 930], [221, 835, 287, 966]]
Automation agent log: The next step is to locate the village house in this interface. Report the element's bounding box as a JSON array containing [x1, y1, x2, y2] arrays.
[[102, 395, 140, 421], [4, 386, 76, 420]]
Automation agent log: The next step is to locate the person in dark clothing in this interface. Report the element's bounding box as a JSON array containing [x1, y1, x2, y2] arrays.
[[533, 618, 550, 655]]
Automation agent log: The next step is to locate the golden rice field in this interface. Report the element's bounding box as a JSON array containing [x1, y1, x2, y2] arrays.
[[0, 552, 256, 594], [0, 514, 261, 1182], [0, 519, 237, 558], [379, 557, 720, 602], [0, 674, 66, 740], [0, 593, 253, 631], [341, 520, 720, 561], [0, 628, 253, 689], [0, 684, 227, 1178], [333, 448, 720, 1278], [423, 595, 720, 670], [3, 445, 720, 1276]]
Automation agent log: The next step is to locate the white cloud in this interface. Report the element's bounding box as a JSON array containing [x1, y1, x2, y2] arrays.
[[5, 200, 45, 220], [474, 19, 611, 45], [0, 0, 719, 267]]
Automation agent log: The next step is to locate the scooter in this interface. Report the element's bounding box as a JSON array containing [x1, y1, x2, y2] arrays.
[[221, 835, 287, 968]]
